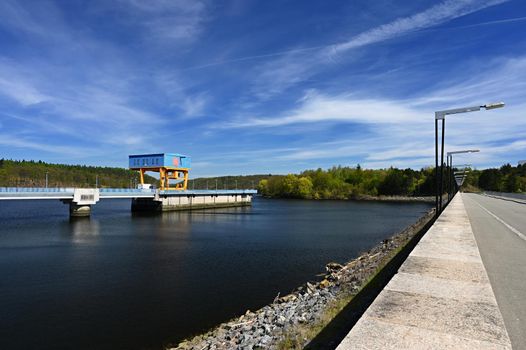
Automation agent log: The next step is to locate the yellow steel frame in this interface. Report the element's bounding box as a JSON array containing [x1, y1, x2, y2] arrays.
[[136, 167, 189, 190]]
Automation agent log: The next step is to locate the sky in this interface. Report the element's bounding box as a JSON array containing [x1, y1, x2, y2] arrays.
[[0, 0, 525, 177]]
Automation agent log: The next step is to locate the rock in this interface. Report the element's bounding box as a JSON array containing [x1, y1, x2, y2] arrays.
[[276, 315, 286, 327], [326, 262, 344, 272], [258, 335, 272, 347], [279, 294, 297, 303], [169, 209, 437, 350], [319, 279, 330, 288]]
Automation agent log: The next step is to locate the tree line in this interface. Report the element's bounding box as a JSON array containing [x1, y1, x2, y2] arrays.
[[463, 163, 526, 193], [257, 163, 526, 199], [0, 159, 156, 188], [1, 159, 524, 195]]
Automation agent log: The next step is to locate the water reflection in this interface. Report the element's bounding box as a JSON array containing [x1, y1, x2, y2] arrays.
[[64, 217, 101, 244]]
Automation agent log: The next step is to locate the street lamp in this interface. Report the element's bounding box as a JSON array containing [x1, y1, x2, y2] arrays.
[[446, 150, 479, 201], [435, 102, 504, 216]]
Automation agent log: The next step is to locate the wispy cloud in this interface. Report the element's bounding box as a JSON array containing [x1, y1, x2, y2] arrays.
[[116, 0, 208, 42], [216, 53, 526, 170], [223, 90, 423, 128], [0, 0, 522, 173], [249, 0, 510, 99], [330, 0, 508, 54]]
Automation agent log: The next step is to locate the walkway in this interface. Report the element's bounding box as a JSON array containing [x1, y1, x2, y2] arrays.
[[336, 194, 512, 349], [463, 193, 526, 349]]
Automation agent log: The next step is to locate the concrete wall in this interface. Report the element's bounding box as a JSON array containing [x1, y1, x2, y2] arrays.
[[132, 194, 252, 212]]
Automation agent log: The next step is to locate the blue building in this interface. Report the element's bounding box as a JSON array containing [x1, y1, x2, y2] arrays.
[[129, 153, 191, 169], [128, 153, 191, 190]]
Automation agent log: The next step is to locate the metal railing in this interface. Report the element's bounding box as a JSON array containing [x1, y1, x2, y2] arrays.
[[99, 188, 155, 193], [0, 187, 74, 193], [0, 187, 257, 195]]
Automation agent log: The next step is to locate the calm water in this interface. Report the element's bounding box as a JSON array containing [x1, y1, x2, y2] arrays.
[[0, 197, 431, 350]]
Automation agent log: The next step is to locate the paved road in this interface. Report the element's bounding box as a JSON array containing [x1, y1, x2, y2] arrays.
[[463, 193, 526, 350]]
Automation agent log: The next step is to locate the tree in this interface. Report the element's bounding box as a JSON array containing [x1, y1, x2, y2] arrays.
[[478, 168, 502, 191], [378, 168, 409, 195]]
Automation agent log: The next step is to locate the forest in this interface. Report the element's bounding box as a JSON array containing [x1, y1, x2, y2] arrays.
[[257, 163, 526, 199], [0, 159, 156, 188], [1, 159, 524, 198]]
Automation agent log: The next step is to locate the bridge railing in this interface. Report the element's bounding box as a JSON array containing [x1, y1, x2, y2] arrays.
[[99, 188, 155, 193], [0, 187, 75, 193]]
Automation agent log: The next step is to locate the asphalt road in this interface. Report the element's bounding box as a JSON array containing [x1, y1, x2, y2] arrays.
[[462, 193, 526, 350]]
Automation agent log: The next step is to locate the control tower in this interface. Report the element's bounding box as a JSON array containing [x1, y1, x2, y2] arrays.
[[129, 153, 191, 190]]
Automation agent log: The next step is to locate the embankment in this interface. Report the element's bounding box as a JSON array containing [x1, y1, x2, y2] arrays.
[[169, 208, 435, 350]]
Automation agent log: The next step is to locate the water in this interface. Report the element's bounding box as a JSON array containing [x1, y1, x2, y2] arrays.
[[0, 197, 431, 349]]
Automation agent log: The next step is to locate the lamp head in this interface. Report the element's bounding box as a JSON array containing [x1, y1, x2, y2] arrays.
[[483, 102, 505, 110]]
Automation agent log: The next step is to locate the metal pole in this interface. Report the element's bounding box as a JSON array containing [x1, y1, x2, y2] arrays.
[[439, 119, 445, 213], [96, 175, 99, 188], [215, 179, 218, 191], [235, 180, 237, 190], [446, 154, 451, 203], [450, 155, 453, 201], [435, 118, 439, 218], [45, 172, 48, 188], [450, 155, 454, 198]]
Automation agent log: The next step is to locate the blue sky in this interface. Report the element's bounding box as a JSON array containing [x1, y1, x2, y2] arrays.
[[0, 0, 525, 177]]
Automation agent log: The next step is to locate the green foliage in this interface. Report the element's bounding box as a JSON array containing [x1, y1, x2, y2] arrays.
[[258, 166, 435, 199], [190, 174, 270, 190], [0, 159, 155, 188], [472, 163, 526, 193], [257, 163, 526, 200]]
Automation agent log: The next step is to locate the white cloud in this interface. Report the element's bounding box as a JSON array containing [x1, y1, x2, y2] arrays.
[[118, 0, 208, 42], [224, 91, 424, 128], [218, 53, 526, 170], [250, 0, 509, 99], [0, 133, 89, 156], [330, 0, 508, 54], [0, 77, 49, 106]]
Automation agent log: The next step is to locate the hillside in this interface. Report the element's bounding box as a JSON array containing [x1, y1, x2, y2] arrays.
[[0, 159, 156, 188], [190, 174, 271, 190]]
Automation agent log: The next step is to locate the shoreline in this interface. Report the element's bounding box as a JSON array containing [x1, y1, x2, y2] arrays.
[[352, 195, 434, 202], [257, 195, 435, 203], [169, 208, 435, 350]]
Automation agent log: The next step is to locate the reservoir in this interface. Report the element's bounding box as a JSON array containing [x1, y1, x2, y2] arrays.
[[0, 197, 431, 349]]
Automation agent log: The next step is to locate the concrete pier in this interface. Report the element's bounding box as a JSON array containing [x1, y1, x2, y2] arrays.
[[337, 194, 512, 349], [132, 192, 252, 212], [69, 203, 91, 217]]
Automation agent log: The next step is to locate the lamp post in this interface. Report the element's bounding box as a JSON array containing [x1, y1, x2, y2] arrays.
[[446, 150, 479, 201], [435, 102, 504, 216]]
